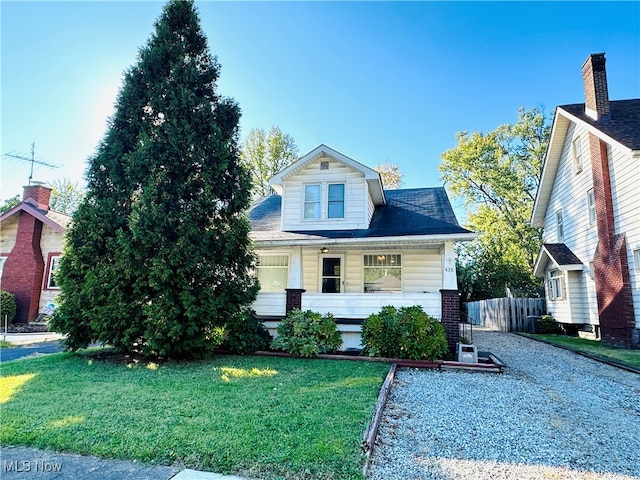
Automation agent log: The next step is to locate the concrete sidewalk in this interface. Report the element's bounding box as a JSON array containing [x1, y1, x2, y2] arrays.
[[1, 332, 65, 345], [1, 447, 253, 480]]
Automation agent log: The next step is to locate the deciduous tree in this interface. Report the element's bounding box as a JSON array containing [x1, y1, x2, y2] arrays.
[[51, 0, 258, 357], [48, 178, 85, 215], [375, 162, 404, 189], [240, 126, 298, 196], [439, 107, 550, 300]]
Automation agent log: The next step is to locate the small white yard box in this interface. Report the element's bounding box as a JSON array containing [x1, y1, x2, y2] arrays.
[[457, 343, 478, 363]]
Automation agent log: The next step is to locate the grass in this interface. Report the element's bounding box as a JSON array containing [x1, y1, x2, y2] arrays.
[[0, 340, 15, 348], [0, 350, 389, 479], [522, 333, 640, 370]]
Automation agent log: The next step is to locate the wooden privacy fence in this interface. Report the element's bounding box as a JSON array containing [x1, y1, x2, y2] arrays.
[[465, 297, 546, 332]]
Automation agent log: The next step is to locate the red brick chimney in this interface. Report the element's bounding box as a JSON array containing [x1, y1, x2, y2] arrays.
[[584, 53, 637, 348], [581, 53, 610, 121], [1, 185, 52, 323]]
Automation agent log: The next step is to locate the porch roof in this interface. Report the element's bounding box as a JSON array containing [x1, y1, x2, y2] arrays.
[[248, 187, 474, 245], [533, 243, 584, 277]]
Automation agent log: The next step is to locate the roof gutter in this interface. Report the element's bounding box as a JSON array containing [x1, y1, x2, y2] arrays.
[[252, 232, 477, 248]]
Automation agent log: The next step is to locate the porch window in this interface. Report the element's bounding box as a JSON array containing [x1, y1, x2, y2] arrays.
[[587, 189, 596, 225], [303, 184, 321, 219], [548, 269, 564, 300], [327, 183, 345, 218], [256, 255, 289, 292], [363, 254, 402, 293], [46, 254, 62, 289]]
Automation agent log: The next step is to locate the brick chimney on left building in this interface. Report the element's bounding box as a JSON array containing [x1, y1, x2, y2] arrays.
[[2, 185, 52, 323]]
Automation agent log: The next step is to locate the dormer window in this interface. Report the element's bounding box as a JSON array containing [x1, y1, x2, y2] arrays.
[[328, 184, 345, 218], [303, 183, 345, 220], [304, 184, 321, 219]]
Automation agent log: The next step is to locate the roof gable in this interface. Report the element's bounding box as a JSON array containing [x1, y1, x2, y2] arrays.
[[269, 144, 386, 206], [531, 99, 640, 227], [533, 243, 584, 277], [0, 202, 71, 234]]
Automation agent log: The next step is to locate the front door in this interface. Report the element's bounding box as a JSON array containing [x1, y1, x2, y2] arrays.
[[321, 256, 343, 293]]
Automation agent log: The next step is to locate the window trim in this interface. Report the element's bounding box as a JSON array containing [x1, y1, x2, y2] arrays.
[[319, 254, 344, 294], [44, 252, 63, 290], [362, 253, 403, 293], [633, 249, 640, 279]]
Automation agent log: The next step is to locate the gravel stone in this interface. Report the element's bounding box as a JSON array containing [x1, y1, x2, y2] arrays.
[[366, 329, 640, 480]]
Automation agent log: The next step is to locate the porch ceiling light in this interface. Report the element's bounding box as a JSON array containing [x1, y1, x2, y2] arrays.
[[320, 247, 329, 254]]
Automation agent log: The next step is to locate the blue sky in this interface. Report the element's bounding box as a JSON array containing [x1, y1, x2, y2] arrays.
[[2, 1, 639, 216]]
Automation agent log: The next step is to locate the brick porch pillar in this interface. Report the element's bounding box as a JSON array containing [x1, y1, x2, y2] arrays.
[[285, 288, 306, 314], [440, 289, 460, 356]]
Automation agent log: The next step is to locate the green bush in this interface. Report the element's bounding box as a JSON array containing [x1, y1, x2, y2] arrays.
[[536, 314, 559, 334], [223, 309, 272, 354], [362, 305, 449, 361], [271, 309, 343, 357], [0, 291, 17, 325]]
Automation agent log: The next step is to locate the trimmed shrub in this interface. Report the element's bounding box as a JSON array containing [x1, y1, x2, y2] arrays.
[[271, 309, 343, 357], [362, 305, 449, 361], [536, 314, 559, 334], [0, 291, 17, 325], [223, 309, 272, 354]]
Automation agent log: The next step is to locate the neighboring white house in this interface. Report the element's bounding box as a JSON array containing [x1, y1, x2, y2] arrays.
[[247, 144, 475, 351], [531, 53, 640, 348]]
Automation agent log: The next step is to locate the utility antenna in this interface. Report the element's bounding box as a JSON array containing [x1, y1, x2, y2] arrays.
[[3, 143, 59, 185]]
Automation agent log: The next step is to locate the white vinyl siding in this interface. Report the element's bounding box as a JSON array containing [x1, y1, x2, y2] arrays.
[[281, 157, 369, 231]]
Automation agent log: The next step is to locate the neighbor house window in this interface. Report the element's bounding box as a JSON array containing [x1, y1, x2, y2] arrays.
[[634, 249, 640, 279], [46, 254, 62, 289], [587, 189, 596, 225], [0, 257, 7, 279], [548, 269, 564, 300], [363, 254, 402, 293], [572, 137, 583, 173], [556, 210, 564, 241], [303, 184, 321, 219], [256, 255, 289, 292], [327, 183, 345, 218]]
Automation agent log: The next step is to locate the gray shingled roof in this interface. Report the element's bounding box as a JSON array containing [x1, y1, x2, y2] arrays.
[[561, 99, 640, 151], [542, 243, 583, 266], [248, 187, 472, 241]]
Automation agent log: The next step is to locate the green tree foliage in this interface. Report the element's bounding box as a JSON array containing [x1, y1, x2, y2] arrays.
[[48, 178, 85, 215], [240, 126, 298, 197], [375, 162, 404, 189], [0, 195, 20, 214], [50, 0, 258, 357], [0, 291, 17, 325], [440, 107, 550, 300]]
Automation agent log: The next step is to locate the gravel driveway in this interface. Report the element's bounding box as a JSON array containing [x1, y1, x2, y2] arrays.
[[367, 329, 640, 480]]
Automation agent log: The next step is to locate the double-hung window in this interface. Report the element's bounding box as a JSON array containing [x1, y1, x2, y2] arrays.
[[556, 210, 564, 241], [572, 137, 583, 173], [303, 184, 321, 219], [587, 189, 596, 225], [363, 254, 402, 293], [256, 255, 289, 292], [327, 183, 345, 218], [548, 269, 564, 300]]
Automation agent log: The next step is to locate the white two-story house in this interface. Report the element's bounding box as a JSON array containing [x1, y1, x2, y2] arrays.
[[531, 53, 640, 348], [247, 144, 475, 351]]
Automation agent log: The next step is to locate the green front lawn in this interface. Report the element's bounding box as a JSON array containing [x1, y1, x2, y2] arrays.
[[0, 351, 389, 479], [523, 334, 640, 370]]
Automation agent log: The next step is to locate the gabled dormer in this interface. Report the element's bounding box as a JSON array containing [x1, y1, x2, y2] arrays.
[[269, 145, 385, 231]]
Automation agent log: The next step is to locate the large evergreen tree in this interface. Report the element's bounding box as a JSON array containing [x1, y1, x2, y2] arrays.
[[51, 0, 258, 357]]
